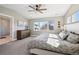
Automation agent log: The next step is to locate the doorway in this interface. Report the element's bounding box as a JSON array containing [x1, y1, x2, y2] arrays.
[[0, 14, 13, 45]]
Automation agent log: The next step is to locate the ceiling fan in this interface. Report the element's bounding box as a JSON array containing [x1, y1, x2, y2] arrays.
[[28, 4, 47, 13]]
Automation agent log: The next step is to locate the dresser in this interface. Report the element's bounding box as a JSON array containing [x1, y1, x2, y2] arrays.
[[17, 30, 30, 40]]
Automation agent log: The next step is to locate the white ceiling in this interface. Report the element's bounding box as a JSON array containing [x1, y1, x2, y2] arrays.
[[1, 4, 71, 19]]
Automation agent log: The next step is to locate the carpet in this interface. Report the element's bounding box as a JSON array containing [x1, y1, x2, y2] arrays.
[[0, 37, 35, 55]]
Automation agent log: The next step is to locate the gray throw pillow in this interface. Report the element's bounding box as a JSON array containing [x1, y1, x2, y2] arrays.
[[67, 33, 79, 44], [59, 30, 69, 40]]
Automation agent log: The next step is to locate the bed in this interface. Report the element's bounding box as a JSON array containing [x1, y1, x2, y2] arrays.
[[27, 33, 79, 55]]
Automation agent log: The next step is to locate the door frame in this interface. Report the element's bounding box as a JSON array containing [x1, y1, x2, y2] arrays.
[[0, 13, 15, 41]]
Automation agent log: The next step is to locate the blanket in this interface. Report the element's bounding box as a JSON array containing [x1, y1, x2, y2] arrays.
[[27, 33, 79, 55]]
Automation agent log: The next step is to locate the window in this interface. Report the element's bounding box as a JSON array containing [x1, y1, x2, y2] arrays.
[[40, 21, 48, 30], [17, 21, 28, 30], [72, 11, 79, 22], [49, 21, 54, 30], [34, 22, 40, 31], [33, 21, 54, 31], [33, 21, 48, 31], [67, 11, 79, 24]]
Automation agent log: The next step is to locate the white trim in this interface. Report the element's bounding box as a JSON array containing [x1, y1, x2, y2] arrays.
[[0, 13, 16, 41], [0, 13, 13, 18]]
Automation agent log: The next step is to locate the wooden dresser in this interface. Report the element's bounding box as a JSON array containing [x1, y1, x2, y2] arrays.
[[17, 30, 30, 40]]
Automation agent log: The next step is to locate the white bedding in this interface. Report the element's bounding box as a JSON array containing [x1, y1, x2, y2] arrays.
[[47, 38, 60, 47], [28, 33, 79, 55]]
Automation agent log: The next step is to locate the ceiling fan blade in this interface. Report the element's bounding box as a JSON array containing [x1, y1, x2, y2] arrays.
[[37, 10, 43, 14], [39, 9, 47, 10], [29, 5, 36, 10], [28, 9, 43, 13]]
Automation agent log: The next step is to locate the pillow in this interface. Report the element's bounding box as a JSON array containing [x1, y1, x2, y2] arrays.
[[67, 33, 79, 44], [47, 38, 60, 47], [48, 33, 60, 39], [59, 30, 69, 40], [70, 32, 79, 35]]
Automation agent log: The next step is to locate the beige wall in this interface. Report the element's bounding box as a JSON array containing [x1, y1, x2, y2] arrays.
[[29, 16, 64, 35], [0, 6, 28, 40]]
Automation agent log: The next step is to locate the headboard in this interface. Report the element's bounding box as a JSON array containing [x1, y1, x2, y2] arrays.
[[64, 22, 79, 34]]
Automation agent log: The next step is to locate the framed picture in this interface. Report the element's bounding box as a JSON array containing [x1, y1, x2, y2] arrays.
[[58, 21, 61, 28]]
